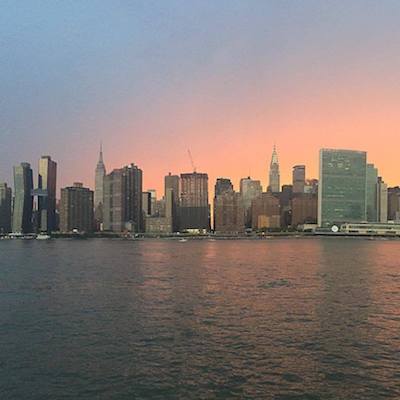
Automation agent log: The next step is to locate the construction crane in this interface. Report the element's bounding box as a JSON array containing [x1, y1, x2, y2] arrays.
[[187, 149, 197, 173]]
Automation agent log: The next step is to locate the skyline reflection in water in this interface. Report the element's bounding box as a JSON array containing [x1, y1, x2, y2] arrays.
[[0, 238, 399, 399]]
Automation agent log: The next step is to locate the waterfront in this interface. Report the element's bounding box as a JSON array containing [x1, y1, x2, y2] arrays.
[[1, 239, 400, 399]]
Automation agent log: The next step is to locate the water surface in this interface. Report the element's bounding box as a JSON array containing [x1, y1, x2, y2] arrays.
[[1, 238, 400, 399]]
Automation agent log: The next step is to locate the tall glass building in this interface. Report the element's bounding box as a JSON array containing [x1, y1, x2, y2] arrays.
[[37, 156, 57, 232], [318, 149, 367, 228], [12, 163, 34, 233]]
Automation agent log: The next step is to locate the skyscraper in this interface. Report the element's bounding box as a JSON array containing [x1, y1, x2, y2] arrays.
[[318, 149, 367, 228], [377, 177, 388, 223], [366, 164, 378, 222], [240, 177, 262, 228], [164, 173, 180, 231], [214, 190, 245, 234], [37, 155, 57, 233], [251, 192, 280, 230], [268, 145, 280, 193], [213, 178, 234, 230], [292, 165, 306, 194], [388, 187, 400, 222], [103, 163, 143, 232], [60, 183, 94, 233], [0, 183, 12, 234], [179, 172, 209, 231], [94, 143, 106, 227], [12, 163, 33, 233]]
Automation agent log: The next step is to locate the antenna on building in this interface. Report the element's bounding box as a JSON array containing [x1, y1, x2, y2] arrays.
[[187, 149, 197, 173]]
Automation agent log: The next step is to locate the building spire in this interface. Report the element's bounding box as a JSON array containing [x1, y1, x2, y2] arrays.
[[99, 142, 104, 164]]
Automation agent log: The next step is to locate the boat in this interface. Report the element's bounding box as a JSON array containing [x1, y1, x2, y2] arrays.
[[179, 238, 188, 242], [37, 234, 51, 240]]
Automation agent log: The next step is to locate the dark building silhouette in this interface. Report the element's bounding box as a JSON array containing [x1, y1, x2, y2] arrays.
[[0, 183, 12, 234], [60, 183, 94, 233], [12, 163, 33, 233], [37, 156, 57, 233], [103, 164, 143, 232], [388, 187, 400, 221]]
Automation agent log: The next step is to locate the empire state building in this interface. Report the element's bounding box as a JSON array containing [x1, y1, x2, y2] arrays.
[[268, 145, 280, 193], [94, 143, 106, 225]]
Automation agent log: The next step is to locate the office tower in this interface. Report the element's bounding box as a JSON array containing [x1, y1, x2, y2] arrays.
[[145, 188, 174, 234], [388, 187, 400, 222], [214, 191, 245, 233], [142, 192, 152, 216], [94, 144, 106, 227], [12, 163, 34, 233], [377, 177, 388, 223], [165, 173, 180, 206], [318, 149, 367, 228], [179, 172, 209, 231], [37, 156, 57, 233], [251, 192, 280, 230], [268, 145, 280, 193], [103, 164, 143, 232], [292, 165, 306, 194], [240, 177, 262, 228], [0, 183, 12, 234], [291, 193, 318, 228], [60, 183, 94, 233], [366, 164, 378, 222]]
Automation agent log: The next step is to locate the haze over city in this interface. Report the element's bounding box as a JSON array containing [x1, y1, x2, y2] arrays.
[[2, 1, 400, 194]]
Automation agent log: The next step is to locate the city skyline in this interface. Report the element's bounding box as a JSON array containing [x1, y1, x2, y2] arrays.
[[2, 1, 400, 194]]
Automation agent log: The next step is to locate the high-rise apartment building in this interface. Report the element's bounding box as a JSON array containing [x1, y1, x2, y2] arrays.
[[12, 163, 34, 233], [214, 190, 245, 233], [179, 172, 209, 231], [268, 145, 280, 193], [94, 144, 106, 227], [292, 165, 306, 194], [291, 193, 318, 228], [318, 149, 367, 228], [60, 183, 94, 233], [240, 177, 262, 228], [0, 183, 12, 234], [37, 156, 57, 233], [251, 192, 280, 230], [103, 164, 143, 232]]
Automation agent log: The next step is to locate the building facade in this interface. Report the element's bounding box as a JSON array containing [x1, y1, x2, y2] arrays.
[[179, 172, 209, 231], [388, 187, 400, 222], [0, 183, 12, 234], [240, 177, 262, 228], [292, 165, 306, 194], [291, 193, 318, 228], [12, 163, 34, 233], [103, 164, 143, 233], [377, 177, 388, 223], [37, 156, 57, 233], [214, 190, 245, 233], [366, 164, 378, 222], [251, 192, 280, 230], [60, 183, 94, 233], [318, 149, 367, 228]]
